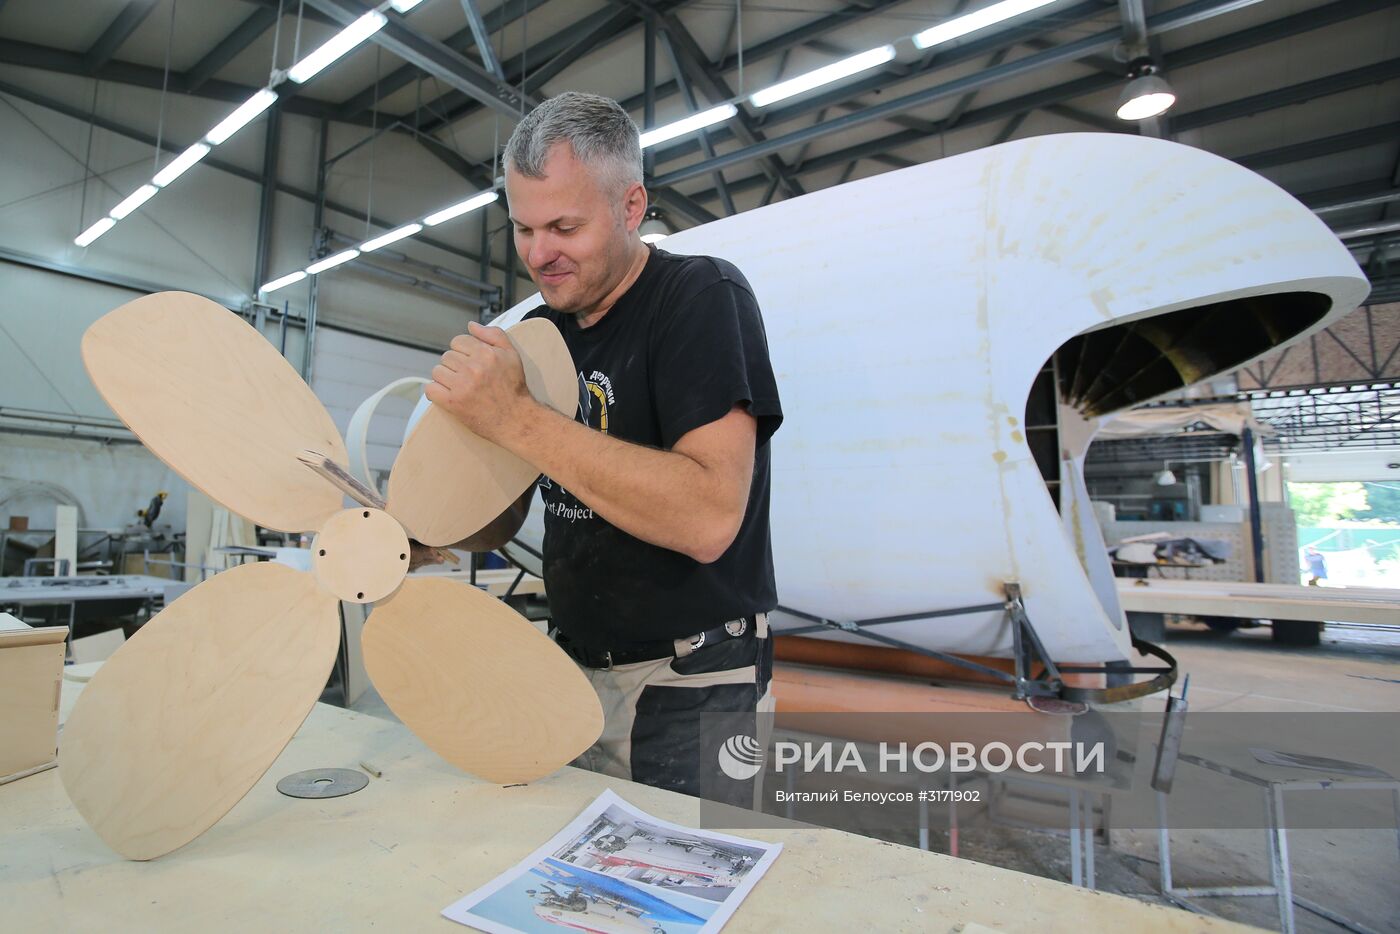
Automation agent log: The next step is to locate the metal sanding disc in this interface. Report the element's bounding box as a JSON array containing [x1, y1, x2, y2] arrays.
[[1026, 696, 1089, 716], [276, 768, 369, 799]]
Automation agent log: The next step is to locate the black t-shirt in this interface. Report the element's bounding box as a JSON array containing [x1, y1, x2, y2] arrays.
[[523, 246, 783, 649]]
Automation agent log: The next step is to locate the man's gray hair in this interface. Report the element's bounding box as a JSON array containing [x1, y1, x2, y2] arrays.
[[503, 92, 643, 195]]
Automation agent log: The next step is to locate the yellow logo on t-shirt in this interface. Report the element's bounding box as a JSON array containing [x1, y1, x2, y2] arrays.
[[585, 380, 609, 433]]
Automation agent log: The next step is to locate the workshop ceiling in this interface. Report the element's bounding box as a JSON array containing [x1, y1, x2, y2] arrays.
[[1, 0, 1398, 298]]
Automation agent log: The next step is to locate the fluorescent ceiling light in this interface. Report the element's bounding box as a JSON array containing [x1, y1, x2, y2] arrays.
[[639, 104, 738, 149], [388, 0, 425, 10], [260, 270, 308, 293], [152, 143, 211, 187], [361, 222, 423, 252], [74, 217, 116, 247], [306, 250, 360, 275], [913, 0, 1058, 50], [424, 190, 499, 226], [206, 88, 278, 144], [749, 46, 896, 108], [287, 12, 386, 84], [109, 184, 158, 220]]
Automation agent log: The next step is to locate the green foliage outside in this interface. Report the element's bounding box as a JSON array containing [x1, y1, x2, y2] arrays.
[[1347, 481, 1400, 524], [1287, 482, 1370, 526]]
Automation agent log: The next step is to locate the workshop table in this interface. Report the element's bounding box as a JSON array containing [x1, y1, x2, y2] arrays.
[[0, 682, 1256, 933], [1116, 578, 1400, 626], [0, 575, 169, 650]]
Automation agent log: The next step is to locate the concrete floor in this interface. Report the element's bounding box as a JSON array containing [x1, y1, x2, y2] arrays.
[[349, 621, 1400, 933], [1048, 622, 1399, 933]]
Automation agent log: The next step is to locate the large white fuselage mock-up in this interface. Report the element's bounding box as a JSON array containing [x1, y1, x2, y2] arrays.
[[482, 134, 1367, 662]]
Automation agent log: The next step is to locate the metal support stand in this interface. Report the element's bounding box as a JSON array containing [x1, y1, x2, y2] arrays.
[[776, 581, 1177, 704], [1068, 787, 1096, 889], [1157, 753, 1400, 934]]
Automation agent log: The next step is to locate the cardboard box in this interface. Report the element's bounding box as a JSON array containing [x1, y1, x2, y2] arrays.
[[0, 613, 68, 782]]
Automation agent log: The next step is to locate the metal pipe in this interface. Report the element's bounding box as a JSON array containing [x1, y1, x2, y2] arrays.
[[478, 211, 491, 286], [1118, 0, 1150, 50], [643, 14, 656, 179], [1334, 218, 1400, 240], [304, 119, 329, 381], [0, 244, 234, 308], [348, 259, 490, 307], [1311, 188, 1400, 214], [0, 406, 128, 432], [0, 423, 142, 445], [279, 299, 289, 356], [327, 231, 493, 291], [324, 118, 411, 167], [1241, 427, 1266, 583], [504, 226, 518, 309], [253, 102, 281, 295], [459, 0, 505, 80]]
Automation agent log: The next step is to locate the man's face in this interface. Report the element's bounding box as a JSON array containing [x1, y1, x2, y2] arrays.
[[506, 143, 642, 316]]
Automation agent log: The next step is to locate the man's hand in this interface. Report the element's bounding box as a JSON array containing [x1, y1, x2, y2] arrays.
[[425, 321, 535, 443], [406, 541, 460, 571]]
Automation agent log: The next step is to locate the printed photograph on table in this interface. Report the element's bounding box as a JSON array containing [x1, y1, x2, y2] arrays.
[[443, 789, 780, 934]]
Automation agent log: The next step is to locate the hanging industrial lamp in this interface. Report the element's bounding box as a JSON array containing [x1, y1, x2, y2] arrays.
[[1116, 58, 1177, 121], [639, 213, 672, 244]]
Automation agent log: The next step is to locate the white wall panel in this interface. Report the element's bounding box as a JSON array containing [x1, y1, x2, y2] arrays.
[[0, 434, 189, 538], [309, 327, 438, 478]]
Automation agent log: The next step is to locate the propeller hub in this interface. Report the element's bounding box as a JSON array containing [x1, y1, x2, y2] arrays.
[[311, 507, 410, 603]]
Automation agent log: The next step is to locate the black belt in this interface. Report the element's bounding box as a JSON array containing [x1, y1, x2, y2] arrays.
[[554, 616, 758, 669]]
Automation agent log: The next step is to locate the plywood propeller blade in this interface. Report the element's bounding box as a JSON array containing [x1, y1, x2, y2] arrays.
[[82, 292, 348, 533], [361, 576, 603, 783], [385, 318, 576, 546], [59, 562, 340, 860]]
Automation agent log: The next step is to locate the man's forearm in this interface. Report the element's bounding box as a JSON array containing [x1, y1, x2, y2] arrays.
[[495, 401, 743, 563]]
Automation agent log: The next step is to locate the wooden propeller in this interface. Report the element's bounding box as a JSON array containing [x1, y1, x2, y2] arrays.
[[62, 292, 602, 860]]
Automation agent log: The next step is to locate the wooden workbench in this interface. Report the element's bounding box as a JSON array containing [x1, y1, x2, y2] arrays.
[[0, 682, 1254, 933], [1117, 578, 1399, 625]]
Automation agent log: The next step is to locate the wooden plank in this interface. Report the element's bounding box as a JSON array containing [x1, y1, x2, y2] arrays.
[[0, 625, 68, 648], [53, 504, 76, 577], [386, 319, 576, 546], [82, 292, 347, 534], [0, 631, 65, 779], [362, 576, 602, 783], [59, 562, 340, 860], [1117, 579, 1400, 625]]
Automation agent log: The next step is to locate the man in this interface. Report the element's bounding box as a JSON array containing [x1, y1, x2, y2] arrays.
[[1305, 545, 1328, 585], [422, 92, 782, 805]]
